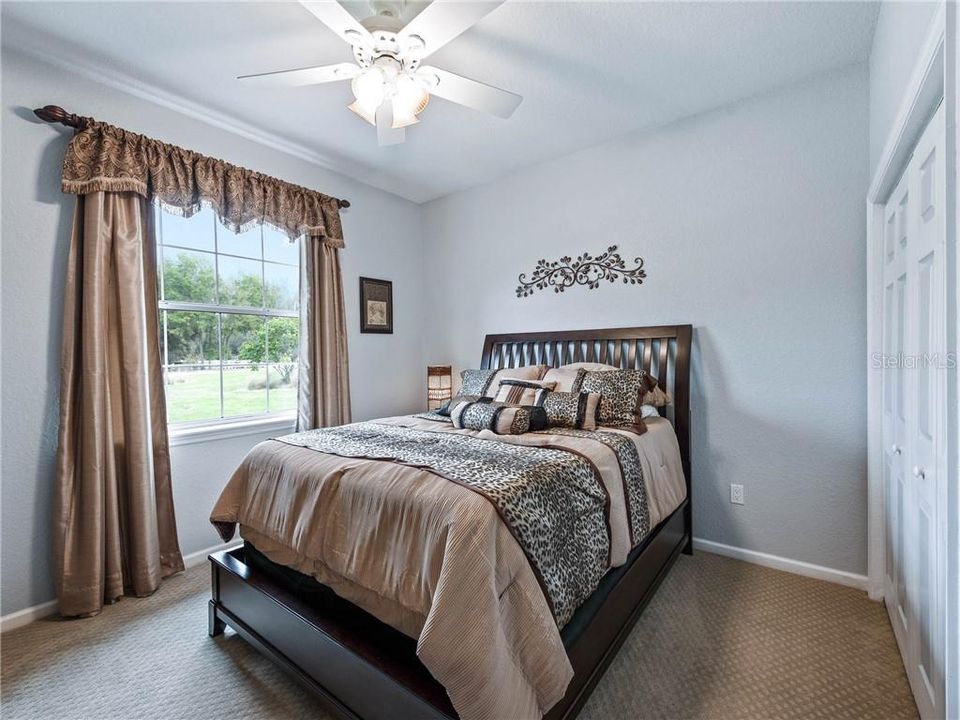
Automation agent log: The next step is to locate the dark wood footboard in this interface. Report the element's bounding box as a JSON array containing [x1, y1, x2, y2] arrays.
[[208, 500, 689, 720]]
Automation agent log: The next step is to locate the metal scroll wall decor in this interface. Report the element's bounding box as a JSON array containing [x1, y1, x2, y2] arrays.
[[515, 245, 646, 298]]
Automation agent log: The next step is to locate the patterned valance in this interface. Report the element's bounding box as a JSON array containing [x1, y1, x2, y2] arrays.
[[61, 120, 344, 247]]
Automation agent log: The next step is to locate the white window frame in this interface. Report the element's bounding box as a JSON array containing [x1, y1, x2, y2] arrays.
[[156, 207, 300, 440]]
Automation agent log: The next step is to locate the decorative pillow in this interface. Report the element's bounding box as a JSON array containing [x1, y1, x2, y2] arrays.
[[560, 362, 670, 406], [459, 369, 498, 397], [535, 389, 601, 430], [494, 379, 556, 405], [450, 399, 547, 435], [642, 385, 672, 407], [459, 365, 547, 398], [579, 369, 652, 430], [541, 367, 586, 393], [436, 393, 485, 417]]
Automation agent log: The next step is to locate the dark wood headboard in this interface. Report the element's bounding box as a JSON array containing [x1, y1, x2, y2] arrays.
[[480, 325, 692, 526]]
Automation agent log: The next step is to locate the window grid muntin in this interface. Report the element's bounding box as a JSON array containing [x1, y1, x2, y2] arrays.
[[156, 207, 299, 425]]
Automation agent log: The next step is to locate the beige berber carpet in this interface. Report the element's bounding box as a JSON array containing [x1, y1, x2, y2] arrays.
[[1, 551, 916, 719]]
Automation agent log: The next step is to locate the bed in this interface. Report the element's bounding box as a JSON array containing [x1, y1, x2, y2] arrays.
[[207, 324, 692, 720]]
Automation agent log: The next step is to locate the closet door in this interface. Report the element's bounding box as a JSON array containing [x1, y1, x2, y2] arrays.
[[881, 104, 946, 720], [904, 104, 945, 720], [882, 165, 910, 643]]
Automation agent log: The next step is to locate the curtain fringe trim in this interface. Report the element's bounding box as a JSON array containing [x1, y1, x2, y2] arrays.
[[62, 178, 345, 248]]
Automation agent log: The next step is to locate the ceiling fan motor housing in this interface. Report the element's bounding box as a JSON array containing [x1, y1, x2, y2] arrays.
[[351, 14, 424, 73]]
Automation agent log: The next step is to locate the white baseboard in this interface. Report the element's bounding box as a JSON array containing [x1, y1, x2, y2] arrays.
[[3, 538, 869, 633], [0, 540, 241, 634], [0, 599, 59, 635], [182, 540, 242, 569], [693, 537, 870, 592]]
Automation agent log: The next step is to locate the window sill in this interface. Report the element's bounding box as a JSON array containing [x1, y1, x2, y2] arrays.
[[168, 414, 296, 447]]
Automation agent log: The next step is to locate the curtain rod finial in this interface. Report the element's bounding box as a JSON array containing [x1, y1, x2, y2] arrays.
[[338, 199, 351, 209], [34, 105, 88, 129]]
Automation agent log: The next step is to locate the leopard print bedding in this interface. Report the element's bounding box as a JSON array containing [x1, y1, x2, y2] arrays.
[[535, 427, 650, 546], [274, 421, 615, 625]]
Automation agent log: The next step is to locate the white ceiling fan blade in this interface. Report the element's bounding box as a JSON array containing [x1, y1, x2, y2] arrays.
[[398, 1, 505, 59], [238, 62, 358, 87], [299, 1, 374, 48], [376, 101, 406, 146], [418, 66, 521, 118]]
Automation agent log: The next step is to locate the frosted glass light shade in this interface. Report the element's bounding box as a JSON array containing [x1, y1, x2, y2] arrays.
[[392, 75, 429, 129], [349, 68, 387, 126]]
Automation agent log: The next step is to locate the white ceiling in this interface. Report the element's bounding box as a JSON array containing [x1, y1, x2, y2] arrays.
[[3, 1, 879, 203]]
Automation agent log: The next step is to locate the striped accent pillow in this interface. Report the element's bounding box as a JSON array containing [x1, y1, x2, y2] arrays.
[[493, 379, 557, 405]]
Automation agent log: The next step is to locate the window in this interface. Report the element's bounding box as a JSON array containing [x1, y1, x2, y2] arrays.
[[157, 207, 300, 426]]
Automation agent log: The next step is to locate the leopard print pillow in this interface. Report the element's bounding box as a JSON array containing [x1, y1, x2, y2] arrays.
[[579, 369, 651, 429], [459, 369, 497, 396], [535, 390, 601, 431]]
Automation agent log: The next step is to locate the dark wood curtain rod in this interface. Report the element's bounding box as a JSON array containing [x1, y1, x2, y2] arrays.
[[33, 105, 351, 209]]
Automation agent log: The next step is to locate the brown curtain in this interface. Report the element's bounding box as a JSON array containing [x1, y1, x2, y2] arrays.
[[298, 238, 351, 430], [54, 192, 184, 617], [53, 121, 351, 615]]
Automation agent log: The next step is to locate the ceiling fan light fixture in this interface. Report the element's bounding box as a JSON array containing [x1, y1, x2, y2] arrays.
[[347, 99, 378, 126], [391, 74, 429, 128], [350, 67, 387, 116]]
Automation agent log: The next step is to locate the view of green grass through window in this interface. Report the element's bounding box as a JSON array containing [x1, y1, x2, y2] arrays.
[[157, 207, 300, 424]]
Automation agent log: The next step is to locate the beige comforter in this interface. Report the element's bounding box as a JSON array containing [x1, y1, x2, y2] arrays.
[[210, 415, 685, 720]]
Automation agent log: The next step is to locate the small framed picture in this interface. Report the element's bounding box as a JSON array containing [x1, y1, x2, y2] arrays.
[[359, 277, 393, 334]]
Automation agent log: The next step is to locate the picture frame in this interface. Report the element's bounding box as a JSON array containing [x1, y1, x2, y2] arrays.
[[359, 277, 393, 334]]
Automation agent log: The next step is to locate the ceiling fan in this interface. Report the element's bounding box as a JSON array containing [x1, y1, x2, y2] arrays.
[[239, 0, 522, 146]]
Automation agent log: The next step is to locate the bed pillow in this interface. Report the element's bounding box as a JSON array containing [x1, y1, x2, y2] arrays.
[[450, 399, 547, 435], [640, 404, 661, 419], [494, 379, 556, 405], [560, 362, 670, 407], [643, 385, 672, 407], [534, 389, 601, 430], [459, 365, 547, 398], [559, 362, 618, 372], [579, 368, 653, 431]]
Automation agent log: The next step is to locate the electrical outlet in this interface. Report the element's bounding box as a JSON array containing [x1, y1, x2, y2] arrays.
[[730, 484, 745, 505]]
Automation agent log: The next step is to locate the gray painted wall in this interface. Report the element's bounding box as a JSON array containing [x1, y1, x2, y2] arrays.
[[421, 64, 871, 575], [0, 52, 877, 617], [0, 49, 425, 615], [868, 1, 941, 176]]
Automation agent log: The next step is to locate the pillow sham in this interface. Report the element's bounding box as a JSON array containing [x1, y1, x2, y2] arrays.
[[643, 385, 672, 407], [459, 365, 547, 398], [579, 368, 652, 430], [494, 378, 556, 405], [541, 367, 586, 393], [534, 389, 601, 431], [450, 399, 547, 435], [559, 362, 670, 407], [559, 362, 618, 372]]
